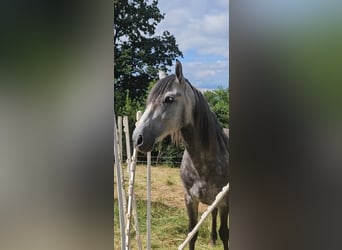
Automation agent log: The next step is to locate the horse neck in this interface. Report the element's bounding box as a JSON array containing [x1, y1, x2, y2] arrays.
[[180, 90, 225, 160]]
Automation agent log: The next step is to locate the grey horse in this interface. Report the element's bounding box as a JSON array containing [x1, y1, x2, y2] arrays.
[[133, 60, 229, 250]]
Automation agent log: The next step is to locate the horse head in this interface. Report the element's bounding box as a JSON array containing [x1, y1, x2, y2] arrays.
[[132, 60, 194, 152]]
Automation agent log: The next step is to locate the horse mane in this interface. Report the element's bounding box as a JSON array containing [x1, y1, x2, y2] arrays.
[[186, 82, 226, 150]]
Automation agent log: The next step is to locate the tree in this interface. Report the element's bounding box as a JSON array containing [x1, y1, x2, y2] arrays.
[[114, 0, 183, 103], [203, 88, 229, 128]]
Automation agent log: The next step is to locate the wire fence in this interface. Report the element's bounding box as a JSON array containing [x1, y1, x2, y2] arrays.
[[137, 159, 182, 166], [121, 154, 182, 166]]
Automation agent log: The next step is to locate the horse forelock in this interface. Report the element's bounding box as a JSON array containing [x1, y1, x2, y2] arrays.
[[147, 75, 177, 106]]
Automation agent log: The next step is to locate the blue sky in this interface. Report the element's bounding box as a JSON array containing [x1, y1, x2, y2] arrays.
[[155, 0, 229, 90]]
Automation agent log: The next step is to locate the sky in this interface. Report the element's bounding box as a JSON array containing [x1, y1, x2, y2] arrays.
[[155, 0, 229, 90]]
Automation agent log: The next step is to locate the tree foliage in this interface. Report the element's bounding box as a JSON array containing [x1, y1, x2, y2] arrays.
[[203, 87, 229, 128], [114, 0, 183, 166], [114, 0, 183, 103]]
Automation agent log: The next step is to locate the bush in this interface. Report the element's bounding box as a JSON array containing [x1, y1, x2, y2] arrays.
[[203, 87, 229, 128]]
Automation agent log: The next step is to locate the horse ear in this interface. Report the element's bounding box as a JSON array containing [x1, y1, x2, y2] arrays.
[[175, 59, 183, 82]]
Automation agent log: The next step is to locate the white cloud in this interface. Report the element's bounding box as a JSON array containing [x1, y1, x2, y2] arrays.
[[155, 0, 229, 89], [202, 13, 229, 36], [162, 9, 190, 26], [183, 60, 229, 89], [195, 69, 217, 78], [156, 0, 229, 57]]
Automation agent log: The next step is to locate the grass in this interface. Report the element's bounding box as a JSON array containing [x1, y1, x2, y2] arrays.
[[114, 165, 224, 249]]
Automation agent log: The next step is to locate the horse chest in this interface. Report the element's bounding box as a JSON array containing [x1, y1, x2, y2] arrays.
[[187, 179, 219, 205], [181, 167, 217, 204], [180, 148, 228, 206]]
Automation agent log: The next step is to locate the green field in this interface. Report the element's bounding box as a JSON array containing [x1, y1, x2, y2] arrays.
[[114, 165, 224, 249]]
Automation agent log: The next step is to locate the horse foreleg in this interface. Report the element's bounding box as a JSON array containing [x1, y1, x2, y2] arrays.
[[210, 207, 218, 246], [219, 206, 229, 250], [185, 194, 199, 250]]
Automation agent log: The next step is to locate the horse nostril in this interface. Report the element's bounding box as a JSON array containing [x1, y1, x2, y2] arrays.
[[137, 135, 143, 146]]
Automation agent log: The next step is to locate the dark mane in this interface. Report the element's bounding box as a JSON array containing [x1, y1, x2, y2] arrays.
[[188, 83, 227, 150]]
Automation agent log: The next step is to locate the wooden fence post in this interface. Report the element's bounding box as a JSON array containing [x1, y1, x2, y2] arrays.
[[114, 114, 126, 250], [134, 110, 152, 250], [147, 150, 151, 250], [118, 116, 123, 162], [123, 115, 142, 250], [125, 111, 142, 250]]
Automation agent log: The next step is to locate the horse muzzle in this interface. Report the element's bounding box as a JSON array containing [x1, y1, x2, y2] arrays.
[[132, 129, 156, 153]]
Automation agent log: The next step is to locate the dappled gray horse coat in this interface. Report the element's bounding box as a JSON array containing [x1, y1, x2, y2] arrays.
[[133, 60, 229, 250]]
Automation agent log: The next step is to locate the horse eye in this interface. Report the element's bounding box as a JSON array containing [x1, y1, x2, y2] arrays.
[[164, 96, 174, 104]]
